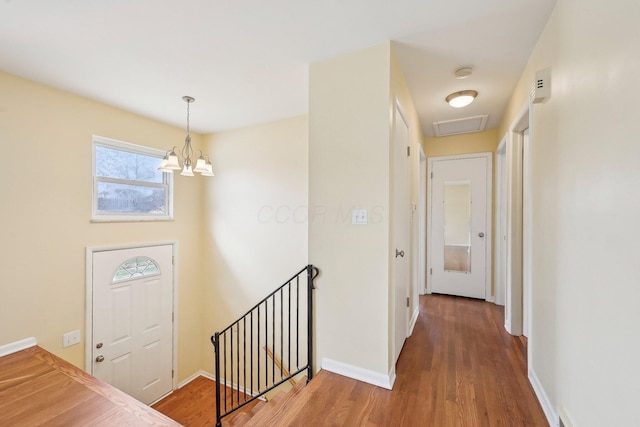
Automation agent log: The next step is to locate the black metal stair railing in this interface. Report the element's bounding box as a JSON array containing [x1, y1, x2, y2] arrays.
[[210, 265, 318, 427]]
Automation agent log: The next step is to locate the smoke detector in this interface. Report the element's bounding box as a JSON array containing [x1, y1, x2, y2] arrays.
[[455, 67, 473, 79]]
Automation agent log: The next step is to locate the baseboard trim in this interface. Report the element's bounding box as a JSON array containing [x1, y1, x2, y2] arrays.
[[177, 370, 215, 388], [322, 358, 394, 390], [178, 370, 265, 400], [529, 367, 558, 427], [0, 337, 37, 357], [409, 307, 419, 336]]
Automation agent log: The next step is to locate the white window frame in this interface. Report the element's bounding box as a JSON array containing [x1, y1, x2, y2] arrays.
[[92, 135, 174, 222]]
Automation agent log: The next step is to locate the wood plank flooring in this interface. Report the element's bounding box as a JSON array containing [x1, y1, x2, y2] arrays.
[[155, 294, 548, 426], [0, 346, 180, 426]]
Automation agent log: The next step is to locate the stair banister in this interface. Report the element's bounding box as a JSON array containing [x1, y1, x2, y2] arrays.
[[211, 264, 318, 426]]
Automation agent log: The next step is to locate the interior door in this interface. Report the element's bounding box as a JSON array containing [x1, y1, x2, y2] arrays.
[[393, 104, 410, 363], [92, 245, 174, 404], [430, 156, 489, 299]]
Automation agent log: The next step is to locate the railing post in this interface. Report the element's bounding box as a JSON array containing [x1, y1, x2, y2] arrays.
[[209, 265, 317, 425], [212, 333, 222, 427], [306, 264, 315, 382]]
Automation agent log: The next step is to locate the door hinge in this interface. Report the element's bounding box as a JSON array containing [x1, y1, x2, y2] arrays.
[[172, 369, 174, 378], [172, 256, 175, 265], [172, 312, 174, 322], [430, 172, 433, 179], [430, 268, 433, 275], [406, 297, 410, 307], [407, 146, 411, 157]]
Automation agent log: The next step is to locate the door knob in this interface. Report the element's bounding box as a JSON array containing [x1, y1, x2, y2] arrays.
[[395, 249, 405, 258], [95, 355, 105, 363], [478, 232, 485, 238]]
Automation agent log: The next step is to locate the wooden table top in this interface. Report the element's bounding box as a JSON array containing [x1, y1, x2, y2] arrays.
[[0, 345, 181, 426]]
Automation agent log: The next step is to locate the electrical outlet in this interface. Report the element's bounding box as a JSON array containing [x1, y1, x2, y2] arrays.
[[63, 330, 81, 348]]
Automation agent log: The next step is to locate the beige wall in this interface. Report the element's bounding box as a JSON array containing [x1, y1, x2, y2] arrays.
[[308, 42, 423, 382], [309, 43, 393, 377], [200, 116, 309, 373], [0, 71, 205, 383], [498, 0, 640, 425]]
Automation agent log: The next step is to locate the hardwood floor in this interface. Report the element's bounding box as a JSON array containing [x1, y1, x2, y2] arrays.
[[152, 376, 259, 426], [0, 346, 180, 426], [155, 295, 548, 426]]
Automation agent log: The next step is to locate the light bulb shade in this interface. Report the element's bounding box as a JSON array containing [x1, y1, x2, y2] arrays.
[[445, 90, 478, 108], [180, 164, 194, 176], [201, 163, 215, 176], [193, 156, 208, 173], [165, 153, 182, 170], [157, 157, 172, 172]]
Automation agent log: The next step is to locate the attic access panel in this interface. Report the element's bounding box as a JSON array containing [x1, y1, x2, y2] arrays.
[[433, 115, 489, 137]]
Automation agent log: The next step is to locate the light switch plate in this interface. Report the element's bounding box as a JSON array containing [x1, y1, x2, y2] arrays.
[[351, 209, 368, 225], [63, 330, 81, 348]]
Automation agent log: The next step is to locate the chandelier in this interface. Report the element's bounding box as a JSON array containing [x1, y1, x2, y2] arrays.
[[158, 96, 215, 176]]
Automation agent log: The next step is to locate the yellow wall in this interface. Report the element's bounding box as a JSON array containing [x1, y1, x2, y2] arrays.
[[200, 116, 309, 373], [498, 0, 640, 425], [423, 129, 498, 158], [0, 71, 205, 383]]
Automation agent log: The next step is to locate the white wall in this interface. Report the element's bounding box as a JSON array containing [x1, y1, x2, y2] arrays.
[[499, 1, 640, 425], [201, 116, 309, 372]]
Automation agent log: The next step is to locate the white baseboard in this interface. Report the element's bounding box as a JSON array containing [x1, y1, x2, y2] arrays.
[[322, 358, 394, 390], [409, 307, 419, 336], [529, 367, 558, 427], [178, 370, 215, 388], [504, 320, 512, 334], [0, 337, 37, 357]]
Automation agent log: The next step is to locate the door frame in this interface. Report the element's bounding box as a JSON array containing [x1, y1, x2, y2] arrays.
[[85, 241, 178, 392], [502, 101, 532, 337], [426, 152, 493, 300], [495, 138, 507, 307], [392, 100, 411, 364], [418, 148, 427, 295]]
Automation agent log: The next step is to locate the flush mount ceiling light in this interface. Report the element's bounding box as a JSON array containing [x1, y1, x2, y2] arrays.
[[158, 96, 215, 177], [445, 90, 478, 108]]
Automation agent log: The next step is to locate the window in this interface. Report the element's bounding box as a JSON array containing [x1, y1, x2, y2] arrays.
[[113, 257, 160, 283], [92, 136, 173, 221]]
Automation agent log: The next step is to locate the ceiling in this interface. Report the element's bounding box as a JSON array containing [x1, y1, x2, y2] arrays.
[[0, 0, 557, 137]]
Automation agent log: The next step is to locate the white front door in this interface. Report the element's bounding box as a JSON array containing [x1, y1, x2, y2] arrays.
[[429, 155, 491, 299], [393, 104, 410, 363], [91, 245, 174, 404]]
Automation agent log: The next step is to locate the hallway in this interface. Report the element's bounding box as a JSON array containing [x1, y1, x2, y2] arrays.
[[156, 294, 548, 426]]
